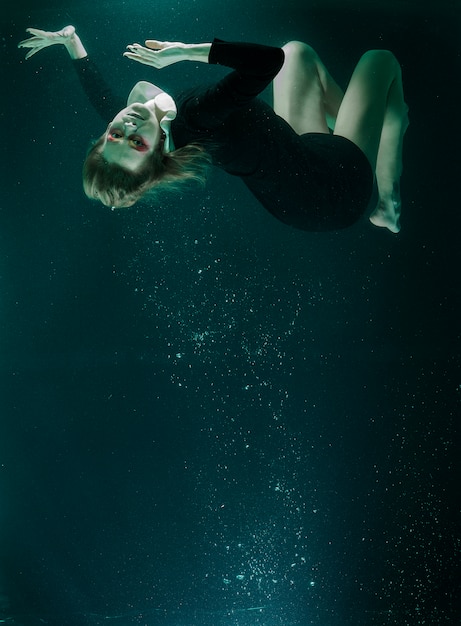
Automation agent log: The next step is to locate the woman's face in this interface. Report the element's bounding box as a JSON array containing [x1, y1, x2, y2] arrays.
[[101, 102, 162, 171]]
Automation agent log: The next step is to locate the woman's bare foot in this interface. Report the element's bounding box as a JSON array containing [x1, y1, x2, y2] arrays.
[[369, 182, 401, 233]]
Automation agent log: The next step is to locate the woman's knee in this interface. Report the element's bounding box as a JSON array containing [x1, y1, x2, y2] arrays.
[[282, 40, 318, 62], [359, 49, 400, 72]]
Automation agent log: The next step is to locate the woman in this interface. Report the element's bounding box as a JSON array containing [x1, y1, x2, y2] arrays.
[[19, 25, 408, 233]]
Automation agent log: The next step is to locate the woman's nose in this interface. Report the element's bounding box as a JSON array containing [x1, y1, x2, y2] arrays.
[[122, 117, 137, 129]]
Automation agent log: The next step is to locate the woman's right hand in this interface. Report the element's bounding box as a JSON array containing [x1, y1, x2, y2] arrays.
[[18, 26, 87, 60], [124, 40, 211, 69]]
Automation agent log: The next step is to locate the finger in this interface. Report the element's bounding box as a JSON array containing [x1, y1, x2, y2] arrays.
[[24, 48, 42, 60], [145, 39, 165, 50], [124, 50, 157, 61], [19, 38, 45, 48], [125, 44, 157, 60], [25, 28, 48, 37], [123, 52, 160, 67]]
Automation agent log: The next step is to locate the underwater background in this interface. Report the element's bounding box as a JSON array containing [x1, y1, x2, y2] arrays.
[[1, 0, 460, 624]]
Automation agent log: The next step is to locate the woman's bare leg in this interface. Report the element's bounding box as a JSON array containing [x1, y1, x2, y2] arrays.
[[273, 41, 344, 135], [334, 50, 409, 233]]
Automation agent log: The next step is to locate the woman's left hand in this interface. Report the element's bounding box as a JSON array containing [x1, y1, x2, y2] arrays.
[[124, 40, 211, 68], [124, 41, 190, 68]]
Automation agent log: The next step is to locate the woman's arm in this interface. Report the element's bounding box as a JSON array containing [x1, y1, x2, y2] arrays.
[[19, 26, 124, 121], [124, 37, 284, 78], [125, 38, 285, 128], [190, 39, 285, 128], [123, 39, 212, 67], [72, 58, 125, 121]]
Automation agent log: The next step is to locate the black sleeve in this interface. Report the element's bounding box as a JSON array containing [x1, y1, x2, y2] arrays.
[[72, 56, 126, 122], [181, 38, 285, 130]]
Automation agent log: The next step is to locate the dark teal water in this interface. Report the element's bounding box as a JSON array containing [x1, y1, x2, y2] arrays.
[[1, 1, 460, 625]]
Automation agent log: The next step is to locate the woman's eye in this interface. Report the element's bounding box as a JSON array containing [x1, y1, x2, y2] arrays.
[[110, 130, 123, 139], [131, 138, 145, 147]]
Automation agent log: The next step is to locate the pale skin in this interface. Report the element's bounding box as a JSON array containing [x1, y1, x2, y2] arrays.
[[273, 41, 409, 233], [18, 27, 211, 175], [19, 27, 408, 232]]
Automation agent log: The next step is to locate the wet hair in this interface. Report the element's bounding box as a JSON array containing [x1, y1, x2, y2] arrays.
[[82, 134, 212, 208]]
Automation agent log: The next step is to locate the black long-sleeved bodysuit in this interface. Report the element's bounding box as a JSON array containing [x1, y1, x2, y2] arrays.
[[74, 39, 374, 231]]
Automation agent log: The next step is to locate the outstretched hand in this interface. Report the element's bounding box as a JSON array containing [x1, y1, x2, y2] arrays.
[[18, 25, 77, 59], [124, 40, 192, 68]]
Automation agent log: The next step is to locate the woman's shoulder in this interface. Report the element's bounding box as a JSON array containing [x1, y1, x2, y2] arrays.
[[174, 85, 210, 110]]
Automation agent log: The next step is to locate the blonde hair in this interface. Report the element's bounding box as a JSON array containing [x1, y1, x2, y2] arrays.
[[82, 134, 212, 208]]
